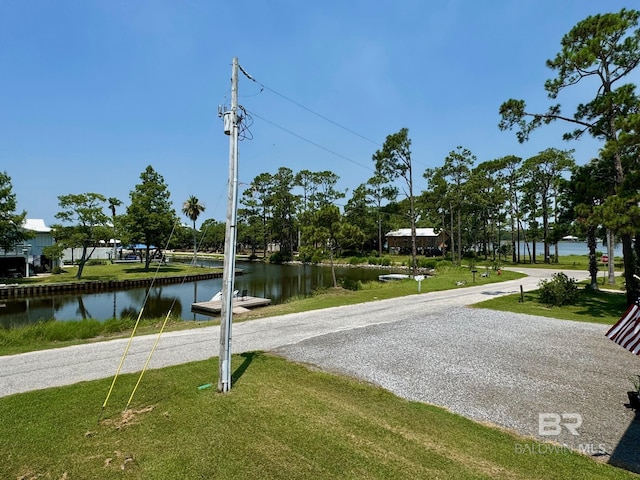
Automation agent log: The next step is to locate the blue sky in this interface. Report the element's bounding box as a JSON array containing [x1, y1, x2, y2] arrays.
[[1, 1, 638, 228]]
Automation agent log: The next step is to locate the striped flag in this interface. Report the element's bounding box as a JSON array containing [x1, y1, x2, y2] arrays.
[[606, 303, 640, 355]]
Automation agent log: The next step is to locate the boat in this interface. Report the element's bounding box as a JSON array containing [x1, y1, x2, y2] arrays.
[[209, 290, 239, 301], [378, 274, 411, 282]]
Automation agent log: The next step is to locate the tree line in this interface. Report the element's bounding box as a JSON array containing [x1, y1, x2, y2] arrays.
[[0, 9, 639, 304], [0, 165, 221, 279]]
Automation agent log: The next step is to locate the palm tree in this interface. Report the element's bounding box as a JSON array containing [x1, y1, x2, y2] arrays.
[[107, 197, 122, 261], [182, 195, 205, 265]]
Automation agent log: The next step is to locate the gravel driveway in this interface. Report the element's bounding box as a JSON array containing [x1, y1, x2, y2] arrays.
[[1, 268, 639, 472]]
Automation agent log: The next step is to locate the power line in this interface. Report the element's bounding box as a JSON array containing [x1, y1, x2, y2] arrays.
[[246, 109, 375, 173], [239, 64, 382, 148], [237, 63, 429, 170]]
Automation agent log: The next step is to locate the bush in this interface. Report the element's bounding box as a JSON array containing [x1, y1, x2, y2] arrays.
[[418, 258, 437, 269], [380, 257, 391, 266], [269, 251, 291, 264], [433, 261, 452, 273], [339, 277, 362, 291], [348, 257, 365, 265], [538, 272, 579, 306], [297, 248, 313, 263], [87, 259, 108, 266]]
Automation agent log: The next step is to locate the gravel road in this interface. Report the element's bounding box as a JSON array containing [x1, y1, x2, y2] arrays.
[[1, 268, 639, 472]]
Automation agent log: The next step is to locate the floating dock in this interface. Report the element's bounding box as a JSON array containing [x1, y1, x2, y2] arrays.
[[191, 295, 271, 316]]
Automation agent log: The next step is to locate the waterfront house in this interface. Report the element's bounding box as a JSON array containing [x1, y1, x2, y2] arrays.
[[385, 228, 447, 256], [0, 218, 54, 277]]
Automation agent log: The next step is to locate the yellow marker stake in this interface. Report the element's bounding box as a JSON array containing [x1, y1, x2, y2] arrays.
[[125, 309, 172, 410], [99, 307, 145, 420]]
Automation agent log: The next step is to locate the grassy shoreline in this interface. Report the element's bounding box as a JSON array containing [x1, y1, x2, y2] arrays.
[[3, 261, 222, 285], [0, 258, 628, 355], [0, 266, 526, 355], [0, 253, 627, 357]]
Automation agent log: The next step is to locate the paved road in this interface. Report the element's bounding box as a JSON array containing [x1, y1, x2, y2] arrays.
[[2, 268, 639, 472]]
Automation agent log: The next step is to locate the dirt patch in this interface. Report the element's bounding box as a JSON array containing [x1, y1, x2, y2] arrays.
[[101, 405, 155, 430], [104, 451, 135, 471], [17, 470, 68, 480]]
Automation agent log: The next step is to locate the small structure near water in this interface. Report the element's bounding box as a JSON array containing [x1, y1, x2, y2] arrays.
[[191, 294, 271, 316]]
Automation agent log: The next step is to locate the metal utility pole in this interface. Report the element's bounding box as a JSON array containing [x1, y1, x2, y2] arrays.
[[218, 57, 239, 393]]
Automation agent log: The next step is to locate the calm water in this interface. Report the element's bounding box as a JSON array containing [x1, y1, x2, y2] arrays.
[[0, 243, 621, 328], [509, 241, 622, 257], [0, 261, 395, 327]]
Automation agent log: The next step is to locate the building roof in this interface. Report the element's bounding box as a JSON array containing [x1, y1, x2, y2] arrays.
[[386, 228, 440, 237], [23, 218, 51, 233]]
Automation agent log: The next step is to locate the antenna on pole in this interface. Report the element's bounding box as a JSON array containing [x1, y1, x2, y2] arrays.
[[218, 57, 239, 393]]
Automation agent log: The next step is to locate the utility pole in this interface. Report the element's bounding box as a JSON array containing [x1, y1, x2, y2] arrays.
[[218, 57, 239, 393]]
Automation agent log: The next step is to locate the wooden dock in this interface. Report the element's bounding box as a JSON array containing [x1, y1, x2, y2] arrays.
[[191, 295, 271, 316]]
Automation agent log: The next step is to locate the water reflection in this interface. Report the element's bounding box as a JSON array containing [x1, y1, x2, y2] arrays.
[[0, 261, 395, 327]]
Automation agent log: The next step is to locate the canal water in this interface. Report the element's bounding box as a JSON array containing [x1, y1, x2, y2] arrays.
[[0, 260, 396, 327], [0, 242, 622, 328], [509, 241, 622, 257]]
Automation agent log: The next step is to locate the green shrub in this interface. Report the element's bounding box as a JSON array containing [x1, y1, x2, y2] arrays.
[[297, 248, 313, 263], [269, 251, 291, 264], [368, 257, 380, 265], [87, 259, 104, 266], [339, 277, 362, 291], [538, 272, 579, 306], [380, 257, 391, 266], [310, 252, 324, 264], [418, 258, 437, 269], [348, 257, 364, 265]]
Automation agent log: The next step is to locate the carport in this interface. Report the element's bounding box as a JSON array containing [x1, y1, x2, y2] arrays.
[[0, 256, 28, 278]]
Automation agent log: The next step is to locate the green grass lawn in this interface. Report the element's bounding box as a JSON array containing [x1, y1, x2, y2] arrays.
[[2, 261, 638, 478], [6, 261, 220, 285], [242, 266, 524, 316], [472, 286, 628, 324], [0, 353, 635, 479]]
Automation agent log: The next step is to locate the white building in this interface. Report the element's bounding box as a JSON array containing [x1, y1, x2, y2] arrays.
[[0, 218, 54, 277]]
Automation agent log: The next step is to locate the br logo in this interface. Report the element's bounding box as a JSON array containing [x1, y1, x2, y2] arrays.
[[538, 413, 582, 436]]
